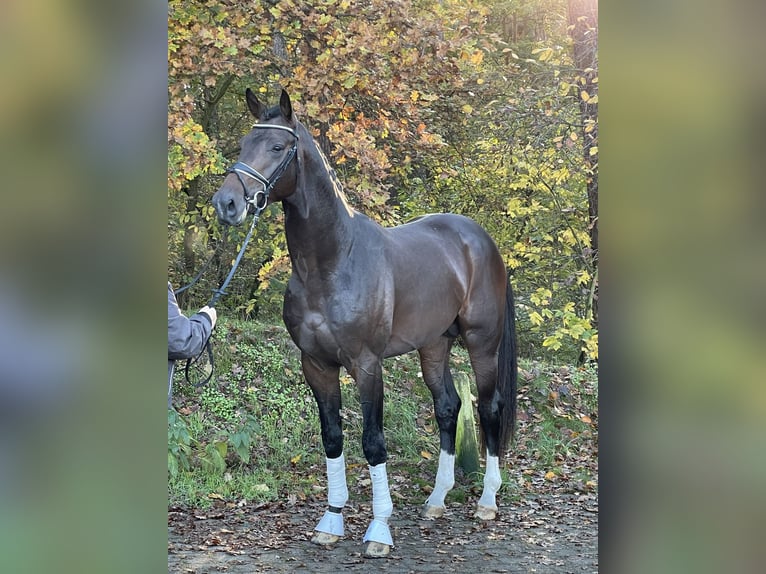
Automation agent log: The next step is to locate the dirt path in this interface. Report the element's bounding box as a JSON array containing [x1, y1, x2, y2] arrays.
[[168, 491, 597, 573]]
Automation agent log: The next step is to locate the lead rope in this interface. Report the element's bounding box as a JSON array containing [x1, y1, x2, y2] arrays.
[[174, 123, 299, 397], [182, 204, 264, 389]]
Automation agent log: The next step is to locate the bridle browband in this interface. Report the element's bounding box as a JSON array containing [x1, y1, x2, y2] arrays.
[[227, 124, 299, 215]]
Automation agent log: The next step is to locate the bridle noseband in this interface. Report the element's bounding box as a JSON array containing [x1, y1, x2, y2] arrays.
[[227, 124, 299, 215]]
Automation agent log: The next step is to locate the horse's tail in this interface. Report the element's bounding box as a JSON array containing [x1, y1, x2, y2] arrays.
[[497, 275, 518, 460]]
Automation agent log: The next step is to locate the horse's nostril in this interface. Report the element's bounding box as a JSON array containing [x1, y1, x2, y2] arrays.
[[214, 194, 237, 221]]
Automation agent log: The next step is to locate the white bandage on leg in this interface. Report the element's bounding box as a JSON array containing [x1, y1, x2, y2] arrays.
[[477, 453, 502, 509], [326, 453, 348, 508], [363, 462, 394, 545], [315, 453, 349, 537], [369, 462, 393, 519], [425, 450, 455, 508]]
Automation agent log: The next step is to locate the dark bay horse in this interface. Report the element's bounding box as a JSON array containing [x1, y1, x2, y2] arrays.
[[212, 89, 517, 558]]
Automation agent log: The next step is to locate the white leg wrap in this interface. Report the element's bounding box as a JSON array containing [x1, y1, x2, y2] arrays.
[[477, 453, 502, 509], [314, 453, 348, 536], [369, 462, 393, 518], [363, 462, 393, 545], [326, 453, 349, 508], [425, 451, 455, 508]]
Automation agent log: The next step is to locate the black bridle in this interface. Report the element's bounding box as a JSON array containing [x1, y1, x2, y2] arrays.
[[227, 123, 299, 215], [175, 123, 300, 305]]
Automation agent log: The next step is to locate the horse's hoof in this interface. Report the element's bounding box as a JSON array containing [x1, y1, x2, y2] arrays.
[[421, 504, 445, 519], [364, 540, 391, 558], [474, 504, 497, 521], [311, 531, 340, 545]]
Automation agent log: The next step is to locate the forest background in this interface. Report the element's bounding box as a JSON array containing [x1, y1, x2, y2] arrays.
[[168, 0, 599, 364], [1, 1, 762, 573]]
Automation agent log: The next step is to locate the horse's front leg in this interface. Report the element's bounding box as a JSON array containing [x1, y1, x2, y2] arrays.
[[353, 355, 393, 558], [302, 354, 348, 545]]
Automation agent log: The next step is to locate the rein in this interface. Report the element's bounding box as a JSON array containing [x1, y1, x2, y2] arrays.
[[173, 123, 300, 391]]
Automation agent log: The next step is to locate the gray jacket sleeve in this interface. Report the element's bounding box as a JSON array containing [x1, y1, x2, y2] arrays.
[[168, 282, 213, 360]]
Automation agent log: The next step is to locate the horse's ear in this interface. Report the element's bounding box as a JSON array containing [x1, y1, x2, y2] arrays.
[[245, 88, 265, 119], [279, 89, 293, 121]]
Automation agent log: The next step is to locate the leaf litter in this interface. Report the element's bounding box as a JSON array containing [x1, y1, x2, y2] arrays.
[[169, 361, 597, 572]]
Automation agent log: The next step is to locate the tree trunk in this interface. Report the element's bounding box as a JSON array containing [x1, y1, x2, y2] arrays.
[[454, 372, 480, 474], [568, 0, 598, 328], [178, 77, 236, 308]]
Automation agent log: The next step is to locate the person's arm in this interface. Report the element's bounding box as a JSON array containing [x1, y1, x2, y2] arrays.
[[168, 283, 216, 360]]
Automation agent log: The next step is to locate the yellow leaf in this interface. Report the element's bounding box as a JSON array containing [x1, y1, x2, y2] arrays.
[[580, 90, 590, 101], [462, 104, 473, 114], [542, 336, 561, 349], [544, 471, 556, 480], [421, 450, 432, 460], [589, 146, 598, 156], [410, 90, 419, 102], [290, 454, 302, 464], [580, 415, 593, 424]]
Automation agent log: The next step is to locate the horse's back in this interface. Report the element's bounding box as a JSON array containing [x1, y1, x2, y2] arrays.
[[386, 213, 504, 275]]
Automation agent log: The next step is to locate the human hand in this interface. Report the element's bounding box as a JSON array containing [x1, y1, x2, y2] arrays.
[[199, 306, 217, 328]]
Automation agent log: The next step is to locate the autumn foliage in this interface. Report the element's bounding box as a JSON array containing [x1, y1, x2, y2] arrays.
[[168, 0, 598, 361]]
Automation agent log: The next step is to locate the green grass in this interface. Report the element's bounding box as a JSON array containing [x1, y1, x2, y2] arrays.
[[168, 315, 598, 508]]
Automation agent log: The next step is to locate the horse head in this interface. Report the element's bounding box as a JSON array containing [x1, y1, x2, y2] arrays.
[[212, 89, 299, 226]]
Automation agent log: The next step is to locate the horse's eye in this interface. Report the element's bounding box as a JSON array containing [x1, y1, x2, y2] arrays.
[[272, 144, 284, 152]]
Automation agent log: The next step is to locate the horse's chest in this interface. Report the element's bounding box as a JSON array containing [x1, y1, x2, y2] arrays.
[[284, 284, 344, 355]]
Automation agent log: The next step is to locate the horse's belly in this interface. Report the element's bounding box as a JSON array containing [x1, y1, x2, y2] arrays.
[[382, 337, 418, 357], [384, 300, 460, 357]]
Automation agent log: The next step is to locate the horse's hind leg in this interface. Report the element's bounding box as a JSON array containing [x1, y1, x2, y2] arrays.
[[419, 337, 460, 519], [463, 336, 504, 520]]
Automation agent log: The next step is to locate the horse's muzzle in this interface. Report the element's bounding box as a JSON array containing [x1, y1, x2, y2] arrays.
[[212, 190, 246, 226]]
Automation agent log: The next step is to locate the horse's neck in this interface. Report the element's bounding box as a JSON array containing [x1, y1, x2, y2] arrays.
[[283, 131, 355, 266]]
